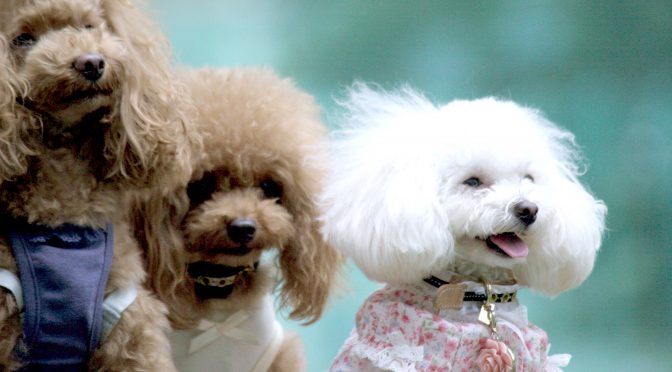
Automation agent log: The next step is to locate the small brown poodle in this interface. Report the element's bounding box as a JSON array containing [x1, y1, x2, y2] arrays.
[[0, 0, 197, 370], [135, 67, 343, 371]]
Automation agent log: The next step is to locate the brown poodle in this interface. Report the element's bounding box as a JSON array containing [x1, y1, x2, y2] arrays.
[[0, 0, 197, 370], [135, 67, 343, 371]]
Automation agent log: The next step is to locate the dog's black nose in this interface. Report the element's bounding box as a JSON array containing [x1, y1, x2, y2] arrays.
[[227, 218, 256, 244], [73, 53, 105, 81], [514, 200, 538, 226]]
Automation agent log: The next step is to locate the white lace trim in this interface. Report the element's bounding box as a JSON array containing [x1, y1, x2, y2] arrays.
[[350, 331, 423, 372], [546, 344, 571, 371]]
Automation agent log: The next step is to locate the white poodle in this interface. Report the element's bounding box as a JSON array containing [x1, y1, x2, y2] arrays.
[[321, 83, 607, 371]]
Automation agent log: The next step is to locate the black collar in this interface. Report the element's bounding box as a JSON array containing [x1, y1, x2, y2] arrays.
[[423, 275, 517, 303], [188, 261, 258, 300]]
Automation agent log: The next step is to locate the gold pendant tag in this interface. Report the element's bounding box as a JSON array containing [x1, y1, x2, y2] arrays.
[[478, 304, 491, 325], [434, 283, 467, 310], [479, 302, 497, 332]]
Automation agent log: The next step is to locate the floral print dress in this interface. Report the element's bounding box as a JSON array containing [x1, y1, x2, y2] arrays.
[[330, 282, 570, 372]]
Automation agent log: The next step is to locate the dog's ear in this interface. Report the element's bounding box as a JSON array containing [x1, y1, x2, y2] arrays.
[[267, 107, 342, 324], [277, 178, 344, 324], [99, 0, 197, 190], [320, 83, 455, 285], [515, 123, 607, 296], [129, 187, 199, 328], [0, 35, 33, 181]]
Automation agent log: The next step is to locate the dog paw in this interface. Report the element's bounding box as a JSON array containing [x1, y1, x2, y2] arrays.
[[0, 289, 18, 322]]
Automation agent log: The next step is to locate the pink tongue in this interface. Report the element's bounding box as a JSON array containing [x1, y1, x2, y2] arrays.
[[490, 234, 529, 258]]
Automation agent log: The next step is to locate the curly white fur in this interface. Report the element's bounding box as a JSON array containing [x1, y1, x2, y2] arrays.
[[321, 83, 606, 296]]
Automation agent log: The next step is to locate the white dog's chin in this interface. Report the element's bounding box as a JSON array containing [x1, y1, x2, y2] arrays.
[[457, 233, 529, 269]]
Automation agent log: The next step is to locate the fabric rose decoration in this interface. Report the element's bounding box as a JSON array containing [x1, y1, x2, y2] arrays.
[[477, 337, 514, 372]]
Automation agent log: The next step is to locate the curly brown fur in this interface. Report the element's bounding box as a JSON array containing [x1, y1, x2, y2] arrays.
[[0, 35, 33, 182], [0, 0, 197, 370], [136, 67, 342, 370]]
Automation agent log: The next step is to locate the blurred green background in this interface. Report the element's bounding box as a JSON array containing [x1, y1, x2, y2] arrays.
[[153, 1, 671, 371]]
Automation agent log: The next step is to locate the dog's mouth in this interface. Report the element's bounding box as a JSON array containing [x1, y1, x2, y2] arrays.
[[481, 233, 529, 259], [203, 245, 254, 257], [60, 88, 113, 105], [17, 88, 112, 113]]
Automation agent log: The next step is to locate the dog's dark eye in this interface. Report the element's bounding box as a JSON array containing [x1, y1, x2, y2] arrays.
[[524, 174, 535, 182], [13, 33, 36, 48], [187, 172, 218, 207], [463, 177, 482, 187], [84, 24, 94, 29], [260, 179, 282, 201]]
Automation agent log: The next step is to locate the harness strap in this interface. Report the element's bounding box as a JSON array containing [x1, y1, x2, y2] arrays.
[[0, 268, 136, 342], [101, 285, 138, 341], [0, 268, 23, 310]]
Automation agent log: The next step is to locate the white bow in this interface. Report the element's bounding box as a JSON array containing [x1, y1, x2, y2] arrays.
[[189, 310, 259, 354]]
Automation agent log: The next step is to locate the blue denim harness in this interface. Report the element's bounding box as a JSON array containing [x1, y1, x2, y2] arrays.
[[8, 222, 114, 371]]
